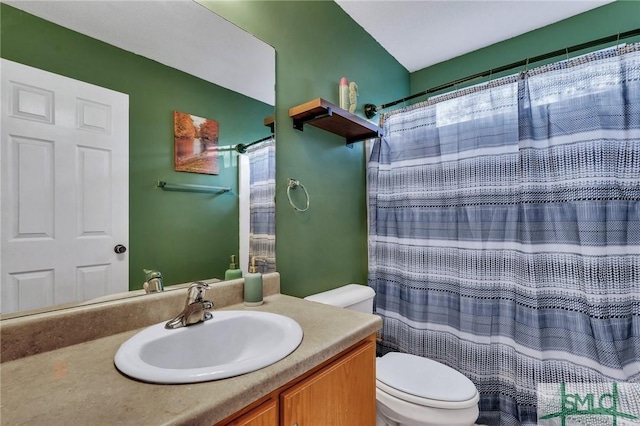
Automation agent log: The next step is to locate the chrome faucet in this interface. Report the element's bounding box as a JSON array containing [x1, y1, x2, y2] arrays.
[[165, 281, 214, 329], [143, 269, 164, 293]]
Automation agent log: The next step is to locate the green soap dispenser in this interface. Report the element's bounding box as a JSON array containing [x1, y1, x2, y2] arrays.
[[224, 255, 243, 280], [244, 257, 263, 306]]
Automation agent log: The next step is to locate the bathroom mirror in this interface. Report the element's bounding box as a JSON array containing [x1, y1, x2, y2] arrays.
[[0, 0, 275, 317]]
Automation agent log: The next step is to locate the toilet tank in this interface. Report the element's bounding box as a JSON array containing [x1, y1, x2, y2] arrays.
[[304, 284, 375, 314]]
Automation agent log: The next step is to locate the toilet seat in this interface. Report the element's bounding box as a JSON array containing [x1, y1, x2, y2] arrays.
[[376, 379, 479, 409], [376, 352, 479, 409]]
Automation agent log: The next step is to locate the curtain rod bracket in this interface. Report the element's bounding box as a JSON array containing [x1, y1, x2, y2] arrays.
[[364, 103, 378, 119]]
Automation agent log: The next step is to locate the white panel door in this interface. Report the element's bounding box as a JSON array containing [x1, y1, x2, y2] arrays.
[[1, 59, 129, 314]]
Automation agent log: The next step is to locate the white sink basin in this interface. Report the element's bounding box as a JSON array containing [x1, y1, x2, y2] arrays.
[[114, 310, 303, 384]]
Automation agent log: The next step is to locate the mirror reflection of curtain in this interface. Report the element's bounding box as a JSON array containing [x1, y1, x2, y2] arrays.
[[247, 138, 276, 273]]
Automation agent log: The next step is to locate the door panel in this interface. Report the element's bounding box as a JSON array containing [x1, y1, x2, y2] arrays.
[[5, 269, 55, 312], [77, 146, 111, 235], [12, 136, 55, 238]]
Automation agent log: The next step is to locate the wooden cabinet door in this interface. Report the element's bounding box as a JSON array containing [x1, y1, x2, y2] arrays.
[[280, 340, 376, 426], [224, 398, 278, 426]]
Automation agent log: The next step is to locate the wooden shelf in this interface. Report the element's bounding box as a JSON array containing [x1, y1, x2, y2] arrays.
[[289, 98, 383, 144]]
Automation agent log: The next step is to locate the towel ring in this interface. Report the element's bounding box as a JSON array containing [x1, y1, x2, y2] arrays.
[[287, 178, 310, 212]]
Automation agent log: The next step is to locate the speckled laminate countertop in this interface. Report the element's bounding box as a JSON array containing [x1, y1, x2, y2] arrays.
[[0, 293, 381, 426]]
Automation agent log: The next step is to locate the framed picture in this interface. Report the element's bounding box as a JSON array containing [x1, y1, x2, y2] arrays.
[[174, 111, 219, 175]]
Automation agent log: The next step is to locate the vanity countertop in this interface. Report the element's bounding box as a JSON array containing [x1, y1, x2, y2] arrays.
[[0, 293, 381, 426]]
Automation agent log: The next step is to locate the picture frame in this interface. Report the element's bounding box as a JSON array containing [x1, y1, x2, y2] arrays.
[[174, 111, 219, 175]]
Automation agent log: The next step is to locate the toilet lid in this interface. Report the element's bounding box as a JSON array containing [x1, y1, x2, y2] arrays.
[[376, 352, 477, 402]]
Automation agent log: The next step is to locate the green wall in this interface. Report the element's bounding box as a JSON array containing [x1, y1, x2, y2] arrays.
[[410, 1, 640, 97], [203, 1, 410, 297], [0, 4, 274, 289]]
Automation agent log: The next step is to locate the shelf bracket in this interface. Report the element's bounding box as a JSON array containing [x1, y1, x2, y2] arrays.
[[293, 118, 305, 131], [292, 107, 333, 132], [345, 128, 384, 145]]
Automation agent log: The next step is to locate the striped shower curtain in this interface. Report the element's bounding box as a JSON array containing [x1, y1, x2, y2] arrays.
[[247, 138, 276, 273], [368, 45, 640, 425]]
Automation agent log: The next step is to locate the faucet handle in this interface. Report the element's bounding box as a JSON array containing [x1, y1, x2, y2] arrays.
[[202, 300, 214, 322], [187, 281, 210, 303]]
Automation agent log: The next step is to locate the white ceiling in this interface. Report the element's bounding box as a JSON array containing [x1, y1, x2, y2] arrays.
[[2, 0, 275, 105], [4, 0, 615, 102], [335, 0, 615, 73]]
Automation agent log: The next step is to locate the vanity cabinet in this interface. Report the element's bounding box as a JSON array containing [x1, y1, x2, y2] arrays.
[[219, 334, 376, 426], [225, 399, 278, 426], [280, 336, 376, 425]]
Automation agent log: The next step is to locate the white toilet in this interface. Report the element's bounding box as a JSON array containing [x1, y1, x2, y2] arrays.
[[305, 284, 480, 426]]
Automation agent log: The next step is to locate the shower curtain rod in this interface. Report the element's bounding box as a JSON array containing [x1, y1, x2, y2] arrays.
[[364, 28, 640, 119], [235, 135, 273, 154]]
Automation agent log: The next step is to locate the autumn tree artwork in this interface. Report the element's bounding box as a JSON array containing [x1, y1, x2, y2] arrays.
[[174, 111, 219, 175]]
